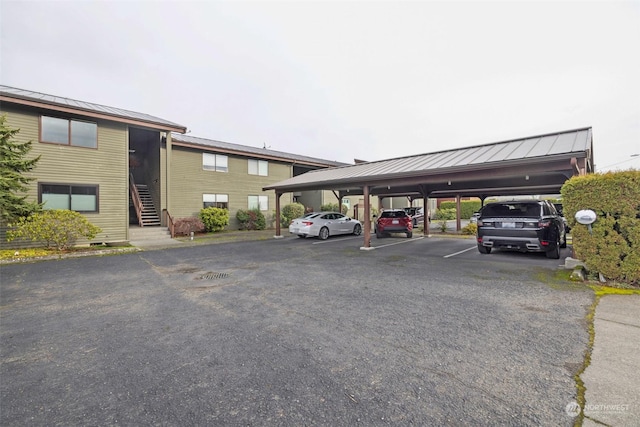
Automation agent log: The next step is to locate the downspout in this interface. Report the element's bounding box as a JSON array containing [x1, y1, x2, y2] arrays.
[[165, 132, 172, 226]]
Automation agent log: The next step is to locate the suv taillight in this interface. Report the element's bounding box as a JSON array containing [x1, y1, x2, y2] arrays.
[[538, 219, 551, 228]]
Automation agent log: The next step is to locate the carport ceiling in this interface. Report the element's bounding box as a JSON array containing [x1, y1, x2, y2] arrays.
[[264, 127, 594, 198]]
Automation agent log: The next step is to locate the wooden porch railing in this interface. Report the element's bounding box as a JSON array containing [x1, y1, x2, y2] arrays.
[[129, 173, 144, 227], [163, 209, 176, 238]]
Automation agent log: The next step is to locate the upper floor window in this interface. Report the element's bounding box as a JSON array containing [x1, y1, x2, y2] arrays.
[[203, 153, 228, 172], [248, 195, 268, 211], [39, 183, 98, 212], [248, 159, 268, 176], [203, 193, 229, 209], [40, 116, 97, 148]]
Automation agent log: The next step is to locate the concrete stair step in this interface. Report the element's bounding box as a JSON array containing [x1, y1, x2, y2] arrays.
[[129, 226, 171, 241]]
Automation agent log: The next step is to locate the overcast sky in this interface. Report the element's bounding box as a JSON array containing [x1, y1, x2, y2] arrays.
[[2, 1, 639, 170]]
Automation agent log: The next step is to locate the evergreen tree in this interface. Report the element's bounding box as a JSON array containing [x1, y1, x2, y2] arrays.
[[0, 115, 41, 222]]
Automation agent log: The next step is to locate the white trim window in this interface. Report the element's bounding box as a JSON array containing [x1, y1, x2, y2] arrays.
[[203, 194, 229, 209], [248, 195, 268, 211], [203, 153, 228, 172], [248, 159, 268, 176]]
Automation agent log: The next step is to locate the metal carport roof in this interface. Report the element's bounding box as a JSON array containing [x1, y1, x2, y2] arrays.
[[264, 127, 594, 248], [264, 127, 593, 198]]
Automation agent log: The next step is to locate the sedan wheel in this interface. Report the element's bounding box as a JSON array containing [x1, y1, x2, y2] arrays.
[[318, 227, 329, 240], [353, 224, 362, 236]]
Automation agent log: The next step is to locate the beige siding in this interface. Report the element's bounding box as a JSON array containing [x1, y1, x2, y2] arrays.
[[169, 147, 293, 229], [1, 105, 129, 246]]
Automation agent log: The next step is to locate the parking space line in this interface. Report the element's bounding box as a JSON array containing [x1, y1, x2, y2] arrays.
[[371, 236, 424, 249], [312, 236, 364, 245], [443, 246, 477, 258]]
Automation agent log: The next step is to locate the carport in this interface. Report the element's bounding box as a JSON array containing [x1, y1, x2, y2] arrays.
[[263, 127, 594, 249]]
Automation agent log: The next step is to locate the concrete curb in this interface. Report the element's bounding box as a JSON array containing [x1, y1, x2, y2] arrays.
[[581, 294, 640, 425]]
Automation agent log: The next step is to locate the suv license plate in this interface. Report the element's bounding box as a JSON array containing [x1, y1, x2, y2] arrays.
[[502, 222, 516, 228], [392, 220, 399, 224]]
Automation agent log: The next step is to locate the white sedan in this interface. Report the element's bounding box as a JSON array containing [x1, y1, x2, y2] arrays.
[[289, 212, 363, 240]]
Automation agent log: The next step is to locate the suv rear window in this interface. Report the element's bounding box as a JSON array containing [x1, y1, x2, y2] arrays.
[[482, 203, 541, 217], [380, 211, 408, 219]]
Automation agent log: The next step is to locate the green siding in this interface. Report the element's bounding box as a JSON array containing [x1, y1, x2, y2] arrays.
[[1, 105, 129, 246], [169, 147, 293, 229]]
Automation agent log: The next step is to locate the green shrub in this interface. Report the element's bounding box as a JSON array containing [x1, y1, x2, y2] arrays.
[[462, 223, 478, 235], [199, 207, 229, 232], [236, 209, 266, 230], [433, 208, 456, 220], [440, 200, 482, 219], [280, 203, 305, 227], [439, 219, 448, 232], [320, 203, 348, 214], [6, 209, 101, 250], [561, 170, 640, 285]]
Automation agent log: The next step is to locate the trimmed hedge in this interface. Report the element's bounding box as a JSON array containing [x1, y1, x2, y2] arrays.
[[561, 170, 640, 285], [199, 207, 229, 232], [236, 209, 266, 230], [6, 209, 101, 250], [320, 203, 348, 214], [280, 203, 305, 227], [440, 200, 482, 219], [174, 217, 205, 236]]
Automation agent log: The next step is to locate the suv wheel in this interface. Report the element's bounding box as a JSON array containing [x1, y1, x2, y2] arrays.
[[560, 230, 567, 248], [376, 230, 383, 238], [545, 240, 560, 259], [478, 245, 491, 254], [406, 231, 412, 238]]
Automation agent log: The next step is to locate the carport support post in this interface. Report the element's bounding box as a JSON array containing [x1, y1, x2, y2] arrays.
[[423, 194, 430, 236], [419, 185, 431, 237], [361, 185, 372, 250], [456, 195, 461, 232], [274, 191, 283, 238]]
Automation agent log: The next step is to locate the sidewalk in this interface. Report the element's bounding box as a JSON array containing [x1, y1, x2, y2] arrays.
[[581, 294, 640, 426]]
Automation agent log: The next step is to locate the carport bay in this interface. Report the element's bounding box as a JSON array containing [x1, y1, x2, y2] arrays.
[[264, 127, 593, 248]]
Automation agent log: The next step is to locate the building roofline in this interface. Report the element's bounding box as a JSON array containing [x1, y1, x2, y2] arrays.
[[0, 85, 187, 133], [171, 133, 348, 168]]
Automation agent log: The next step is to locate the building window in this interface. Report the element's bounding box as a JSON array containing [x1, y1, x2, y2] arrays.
[[203, 153, 228, 172], [39, 183, 98, 212], [248, 195, 268, 211], [203, 194, 229, 209], [40, 116, 97, 148], [248, 159, 268, 176]]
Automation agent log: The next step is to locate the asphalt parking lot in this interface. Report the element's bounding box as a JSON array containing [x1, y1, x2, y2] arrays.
[[1, 235, 592, 426]]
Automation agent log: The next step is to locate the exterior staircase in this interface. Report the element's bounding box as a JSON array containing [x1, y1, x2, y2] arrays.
[[135, 184, 161, 226], [128, 225, 174, 247]]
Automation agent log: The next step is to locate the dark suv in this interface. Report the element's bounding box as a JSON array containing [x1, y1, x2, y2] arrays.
[[375, 209, 413, 238], [476, 200, 566, 258]]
